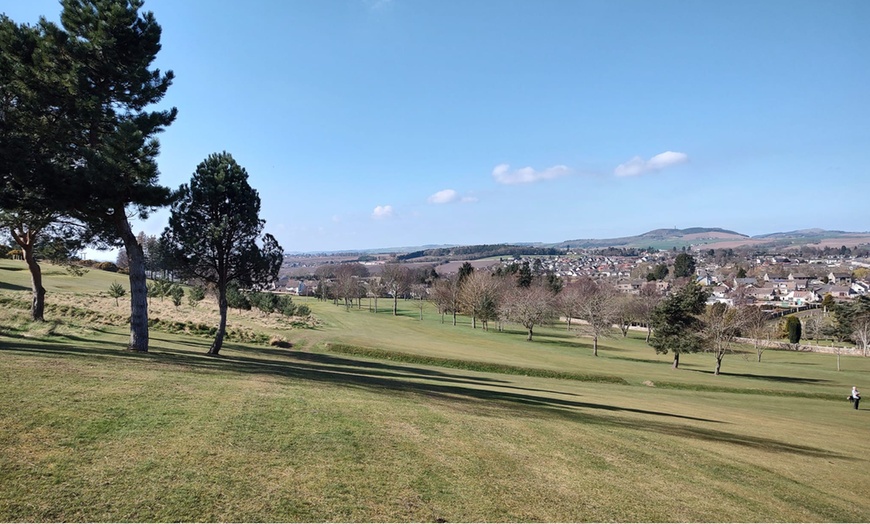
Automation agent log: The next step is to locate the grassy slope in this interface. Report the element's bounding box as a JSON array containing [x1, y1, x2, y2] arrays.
[[2, 259, 870, 522]]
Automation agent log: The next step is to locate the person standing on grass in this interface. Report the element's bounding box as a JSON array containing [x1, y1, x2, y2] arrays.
[[850, 386, 860, 409]]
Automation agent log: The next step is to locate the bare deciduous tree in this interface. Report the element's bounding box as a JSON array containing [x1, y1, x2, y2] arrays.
[[430, 274, 462, 325], [381, 263, 411, 316], [555, 283, 583, 330], [739, 305, 769, 362], [500, 284, 555, 341], [702, 303, 743, 375], [634, 282, 662, 343], [853, 315, 870, 357], [411, 283, 427, 320], [365, 277, 386, 313], [460, 271, 502, 330], [575, 277, 617, 356], [334, 263, 368, 311], [613, 295, 636, 337]]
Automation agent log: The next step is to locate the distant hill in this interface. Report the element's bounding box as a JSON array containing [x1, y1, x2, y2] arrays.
[[753, 228, 852, 240], [552, 227, 748, 250], [294, 227, 870, 255]]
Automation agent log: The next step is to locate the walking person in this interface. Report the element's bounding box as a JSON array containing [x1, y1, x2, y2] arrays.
[[850, 386, 860, 409]]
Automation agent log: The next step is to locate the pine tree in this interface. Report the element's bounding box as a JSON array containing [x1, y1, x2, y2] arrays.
[[649, 281, 708, 368], [161, 153, 283, 355], [59, 0, 177, 351]]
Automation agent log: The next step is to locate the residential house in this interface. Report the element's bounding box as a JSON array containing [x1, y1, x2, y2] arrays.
[[696, 274, 714, 286], [787, 273, 810, 290], [654, 281, 671, 293], [815, 284, 852, 299], [616, 279, 644, 294], [785, 290, 817, 306], [828, 272, 853, 285], [734, 277, 758, 287], [745, 287, 777, 302], [709, 285, 731, 299], [286, 280, 308, 295]]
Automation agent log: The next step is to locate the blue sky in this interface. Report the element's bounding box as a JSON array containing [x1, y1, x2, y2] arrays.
[[5, 0, 869, 253]]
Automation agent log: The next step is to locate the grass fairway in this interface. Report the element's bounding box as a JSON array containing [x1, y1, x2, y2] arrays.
[[2, 259, 870, 521]]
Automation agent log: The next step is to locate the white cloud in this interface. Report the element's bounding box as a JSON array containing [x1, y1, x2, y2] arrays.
[[460, 196, 479, 203], [492, 163, 572, 185], [372, 205, 394, 219], [428, 189, 459, 204], [614, 151, 688, 177]]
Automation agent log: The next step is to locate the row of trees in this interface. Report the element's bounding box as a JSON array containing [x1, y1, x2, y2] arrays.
[[320, 259, 812, 375], [315, 258, 790, 376], [316, 260, 666, 350]]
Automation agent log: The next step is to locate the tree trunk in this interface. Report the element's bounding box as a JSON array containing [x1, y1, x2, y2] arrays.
[[673, 353, 680, 369], [472, 316, 477, 329], [117, 215, 149, 352], [393, 294, 398, 316], [527, 327, 533, 341], [593, 335, 598, 356], [452, 310, 456, 326], [21, 238, 46, 322], [714, 355, 722, 375], [646, 326, 651, 343], [210, 284, 228, 355]]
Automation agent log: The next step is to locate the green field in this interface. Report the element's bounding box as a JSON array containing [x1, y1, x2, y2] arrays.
[[1, 259, 869, 522]]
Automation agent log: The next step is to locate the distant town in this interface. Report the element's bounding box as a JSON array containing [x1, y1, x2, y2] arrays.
[[279, 227, 870, 309]]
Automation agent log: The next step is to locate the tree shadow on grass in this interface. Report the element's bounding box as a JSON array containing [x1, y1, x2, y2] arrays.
[[692, 370, 832, 384], [597, 416, 849, 459], [4, 334, 851, 459], [0, 281, 29, 291], [528, 337, 593, 351], [241, 344, 511, 384], [608, 355, 674, 366], [4, 335, 719, 422]]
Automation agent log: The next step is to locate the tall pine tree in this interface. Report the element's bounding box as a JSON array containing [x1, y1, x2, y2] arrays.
[[60, 0, 177, 351]]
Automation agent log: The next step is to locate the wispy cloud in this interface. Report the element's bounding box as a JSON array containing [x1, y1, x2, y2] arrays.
[[614, 151, 688, 177], [428, 189, 479, 204], [492, 163, 571, 185], [428, 189, 458, 204], [372, 205, 394, 219]]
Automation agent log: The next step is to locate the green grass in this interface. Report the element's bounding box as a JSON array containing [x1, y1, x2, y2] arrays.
[[2, 258, 870, 521]]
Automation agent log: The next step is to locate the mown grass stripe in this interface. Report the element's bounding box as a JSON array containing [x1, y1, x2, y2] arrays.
[[650, 381, 842, 400], [321, 342, 628, 384]]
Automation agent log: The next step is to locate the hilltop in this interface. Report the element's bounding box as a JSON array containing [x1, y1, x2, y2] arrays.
[[552, 227, 748, 250], [335, 227, 870, 258]]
